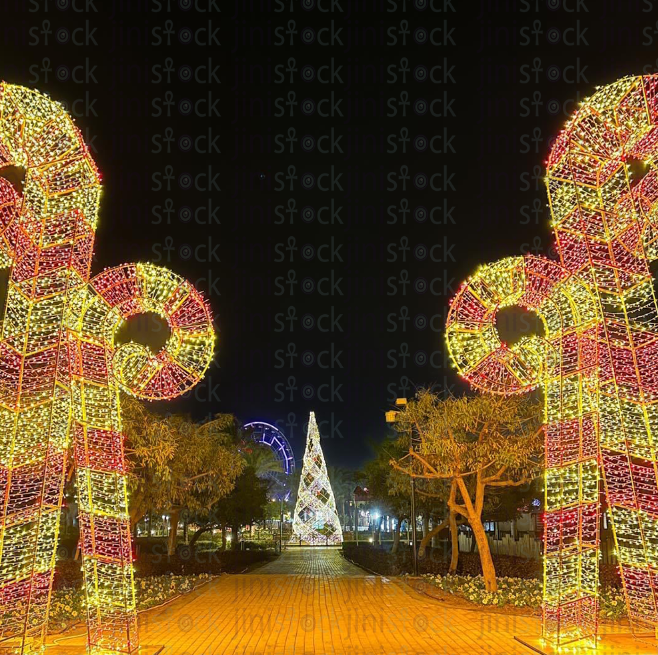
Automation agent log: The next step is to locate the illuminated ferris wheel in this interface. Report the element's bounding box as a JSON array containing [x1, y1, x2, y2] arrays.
[[243, 421, 295, 497]]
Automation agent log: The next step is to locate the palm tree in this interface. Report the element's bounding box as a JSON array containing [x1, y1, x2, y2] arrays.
[[327, 466, 359, 530], [240, 443, 284, 478], [287, 467, 302, 507]]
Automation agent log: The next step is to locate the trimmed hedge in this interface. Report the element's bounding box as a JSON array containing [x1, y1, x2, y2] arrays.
[[343, 543, 541, 578], [134, 549, 277, 577], [53, 549, 277, 590], [343, 543, 623, 587]]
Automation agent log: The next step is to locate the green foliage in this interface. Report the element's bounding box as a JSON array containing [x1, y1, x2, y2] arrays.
[[210, 466, 270, 529], [287, 467, 302, 508], [392, 391, 543, 485], [361, 439, 410, 519], [425, 574, 542, 608], [135, 549, 276, 576], [342, 543, 541, 578], [425, 574, 627, 619], [239, 441, 284, 478], [188, 466, 271, 549], [121, 397, 245, 523], [48, 574, 212, 632], [326, 466, 360, 507]]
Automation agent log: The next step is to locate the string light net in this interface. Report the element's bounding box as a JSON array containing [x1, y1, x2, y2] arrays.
[[446, 74, 658, 648], [69, 263, 214, 654], [291, 412, 343, 545], [0, 83, 214, 655]]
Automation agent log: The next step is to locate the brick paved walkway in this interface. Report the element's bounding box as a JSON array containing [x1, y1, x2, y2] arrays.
[[255, 546, 367, 576], [48, 548, 544, 655]]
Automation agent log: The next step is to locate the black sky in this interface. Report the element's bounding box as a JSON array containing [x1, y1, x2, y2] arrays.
[[0, 0, 656, 468]]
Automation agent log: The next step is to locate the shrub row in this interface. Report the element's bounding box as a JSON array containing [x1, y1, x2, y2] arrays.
[[49, 574, 212, 632], [423, 573, 627, 619], [342, 543, 541, 579], [342, 543, 622, 587], [135, 549, 277, 577], [53, 549, 277, 590]]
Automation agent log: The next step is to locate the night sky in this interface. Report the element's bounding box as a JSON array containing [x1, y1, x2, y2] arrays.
[[0, 0, 656, 467]]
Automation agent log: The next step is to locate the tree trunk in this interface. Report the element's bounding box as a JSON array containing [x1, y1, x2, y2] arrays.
[[418, 517, 448, 559], [221, 526, 227, 551], [449, 509, 459, 573], [129, 497, 147, 530], [453, 477, 497, 592], [422, 513, 429, 541], [190, 525, 213, 550], [231, 524, 240, 550], [391, 518, 401, 554], [167, 509, 180, 556], [431, 519, 438, 550], [470, 516, 497, 592]]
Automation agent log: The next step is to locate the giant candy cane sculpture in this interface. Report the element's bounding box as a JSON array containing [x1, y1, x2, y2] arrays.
[[0, 85, 214, 655], [447, 74, 658, 647]]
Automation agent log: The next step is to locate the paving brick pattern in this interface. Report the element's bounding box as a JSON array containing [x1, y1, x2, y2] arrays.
[[47, 548, 570, 655], [255, 546, 367, 577]]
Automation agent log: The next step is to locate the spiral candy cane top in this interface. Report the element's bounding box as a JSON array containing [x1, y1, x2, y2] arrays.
[[0, 83, 214, 655], [447, 75, 658, 645]]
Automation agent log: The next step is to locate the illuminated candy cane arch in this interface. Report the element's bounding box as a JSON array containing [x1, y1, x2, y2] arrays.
[[0, 84, 214, 655], [446, 74, 658, 648]]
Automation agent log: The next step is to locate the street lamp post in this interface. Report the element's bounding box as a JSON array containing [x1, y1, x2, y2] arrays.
[[410, 478, 418, 576], [280, 496, 284, 552], [278, 481, 287, 553], [386, 397, 418, 576]]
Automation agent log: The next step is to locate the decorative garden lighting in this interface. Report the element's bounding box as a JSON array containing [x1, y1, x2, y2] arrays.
[[0, 84, 214, 655], [291, 412, 343, 545], [446, 74, 658, 648]]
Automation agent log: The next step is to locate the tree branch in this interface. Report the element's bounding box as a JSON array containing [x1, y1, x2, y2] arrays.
[[390, 458, 453, 480], [482, 465, 507, 485], [416, 489, 447, 499], [487, 477, 533, 488], [453, 477, 476, 521]]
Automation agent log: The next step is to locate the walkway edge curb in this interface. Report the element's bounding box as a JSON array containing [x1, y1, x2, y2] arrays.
[[340, 551, 391, 580]]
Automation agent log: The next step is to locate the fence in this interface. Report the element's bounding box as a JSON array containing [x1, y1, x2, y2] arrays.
[[458, 533, 541, 560], [458, 532, 617, 563]]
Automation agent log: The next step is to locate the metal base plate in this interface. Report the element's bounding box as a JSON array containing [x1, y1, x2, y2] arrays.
[[515, 634, 658, 654]]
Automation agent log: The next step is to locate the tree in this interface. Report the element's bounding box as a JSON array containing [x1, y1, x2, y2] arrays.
[[121, 396, 178, 529], [291, 412, 343, 545], [189, 466, 270, 551], [239, 442, 283, 479], [387, 469, 461, 566], [121, 398, 245, 555], [327, 466, 359, 529], [237, 439, 289, 505], [360, 439, 412, 553], [390, 390, 542, 592], [167, 413, 245, 554]]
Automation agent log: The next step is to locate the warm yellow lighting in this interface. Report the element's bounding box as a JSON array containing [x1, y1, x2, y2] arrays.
[[0, 84, 214, 655], [291, 412, 343, 545], [446, 74, 658, 646]]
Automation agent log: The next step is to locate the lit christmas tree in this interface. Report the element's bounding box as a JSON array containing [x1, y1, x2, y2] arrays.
[[291, 412, 343, 545]]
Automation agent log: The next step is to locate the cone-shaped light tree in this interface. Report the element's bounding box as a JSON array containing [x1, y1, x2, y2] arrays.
[[291, 412, 343, 545]]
